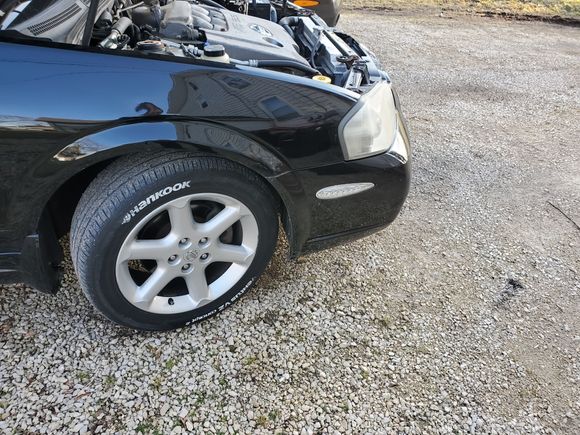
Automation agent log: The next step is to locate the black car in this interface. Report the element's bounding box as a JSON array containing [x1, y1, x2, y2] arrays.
[[0, 0, 410, 330]]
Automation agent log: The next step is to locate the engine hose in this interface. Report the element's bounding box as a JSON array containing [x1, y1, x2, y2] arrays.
[[99, 17, 133, 48], [280, 24, 294, 38], [279, 16, 301, 26], [231, 58, 320, 76], [112, 16, 133, 35], [126, 23, 142, 46], [278, 16, 300, 38]]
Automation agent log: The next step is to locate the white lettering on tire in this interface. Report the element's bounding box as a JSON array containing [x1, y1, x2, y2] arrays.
[[122, 181, 191, 224], [186, 277, 256, 325]]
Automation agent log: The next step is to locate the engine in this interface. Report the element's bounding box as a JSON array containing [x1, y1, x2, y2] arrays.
[[6, 0, 386, 91], [127, 1, 307, 65]]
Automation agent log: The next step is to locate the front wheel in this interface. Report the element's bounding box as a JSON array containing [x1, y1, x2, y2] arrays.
[[70, 154, 279, 330]]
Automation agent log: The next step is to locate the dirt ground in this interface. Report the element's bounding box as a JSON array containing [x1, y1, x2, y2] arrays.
[[0, 11, 579, 434], [339, 10, 580, 431], [345, 0, 580, 21]]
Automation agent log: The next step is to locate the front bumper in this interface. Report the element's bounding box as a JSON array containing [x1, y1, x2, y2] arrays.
[[282, 111, 411, 255]]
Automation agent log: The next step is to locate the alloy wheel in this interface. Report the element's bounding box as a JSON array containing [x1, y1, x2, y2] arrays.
[[115, 193, 258, 314]]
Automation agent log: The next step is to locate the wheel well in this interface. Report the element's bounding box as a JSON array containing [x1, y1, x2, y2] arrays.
[[45, 158, 119, 239], [43, 153, 291, 245]]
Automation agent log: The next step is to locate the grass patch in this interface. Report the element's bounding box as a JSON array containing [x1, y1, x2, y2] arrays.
[[377, 315, 393, 328], [76, 371, 90, 382], [243, 355, 258, 366], [150, 376, 163, 391], [347, 0, 580, 18], [268, 409, 280, 421], [194, 392, 206, 407], [136, 420, 162, 435], [256, 415, 269, 427], [103, 375, 116, 388]]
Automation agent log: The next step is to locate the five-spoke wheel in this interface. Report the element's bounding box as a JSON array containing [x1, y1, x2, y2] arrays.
[[116, 193, 258, 314], [70, 154, 278, 330]]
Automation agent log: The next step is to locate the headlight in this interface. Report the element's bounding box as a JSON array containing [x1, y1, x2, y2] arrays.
[[338, 82, 398, 161]]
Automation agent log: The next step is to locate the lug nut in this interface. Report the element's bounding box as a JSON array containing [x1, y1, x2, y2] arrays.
[[199, 237, 208, 245], [181, 264, 191, 272], [168, 298, 174, 306], [168, 255, 177, 262], [200, 253, 209, 260]]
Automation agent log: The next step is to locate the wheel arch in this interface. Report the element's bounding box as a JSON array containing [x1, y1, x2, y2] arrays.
[[37, 122, 307, 291]]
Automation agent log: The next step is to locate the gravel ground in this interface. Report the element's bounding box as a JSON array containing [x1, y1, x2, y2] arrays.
[[1, 11, 579, 435]]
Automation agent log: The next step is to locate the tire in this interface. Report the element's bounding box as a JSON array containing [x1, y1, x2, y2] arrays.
[[70, 153, 279, 330]]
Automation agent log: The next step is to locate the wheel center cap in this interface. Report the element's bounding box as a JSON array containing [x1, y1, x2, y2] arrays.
[[183, 250, 199, 261]]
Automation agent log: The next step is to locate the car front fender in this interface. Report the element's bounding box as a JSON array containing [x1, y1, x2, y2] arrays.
[[48, 119, 310, 258], [52, 119, 290, 176]]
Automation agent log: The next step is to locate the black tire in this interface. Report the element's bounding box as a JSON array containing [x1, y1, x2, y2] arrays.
[[70, 153, 279, 331]]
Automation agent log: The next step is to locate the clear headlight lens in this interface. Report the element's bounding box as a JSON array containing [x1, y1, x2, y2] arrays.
[[338, 82, 399, 161]]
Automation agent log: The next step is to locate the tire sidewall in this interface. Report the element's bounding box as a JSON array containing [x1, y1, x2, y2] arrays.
[[84, 167, 277, 330]]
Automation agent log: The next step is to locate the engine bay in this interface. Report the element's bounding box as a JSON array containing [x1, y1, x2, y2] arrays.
[[3, 0, 388, 91]]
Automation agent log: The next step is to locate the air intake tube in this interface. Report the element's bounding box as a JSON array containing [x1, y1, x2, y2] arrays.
[[99, 17, 133, 49], [278, 16, 300, 39]]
